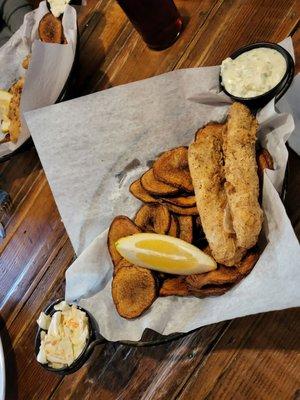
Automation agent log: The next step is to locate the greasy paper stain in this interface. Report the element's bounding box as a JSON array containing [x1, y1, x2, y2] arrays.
[[115, 158, 141, 185], [146, 159, 155, 168]]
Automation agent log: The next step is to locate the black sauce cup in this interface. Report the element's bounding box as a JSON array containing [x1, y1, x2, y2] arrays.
[[35, 299, 193, 375], [219, 42, 295, 113], [34, 299, 106, 375]]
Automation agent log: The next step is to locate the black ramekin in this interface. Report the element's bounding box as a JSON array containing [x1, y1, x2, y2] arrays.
[[219, 42, 295, 112], [34, 299, 103, 375]]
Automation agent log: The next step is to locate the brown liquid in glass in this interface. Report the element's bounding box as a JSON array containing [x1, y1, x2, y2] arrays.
[[116, 0, 183, 50]]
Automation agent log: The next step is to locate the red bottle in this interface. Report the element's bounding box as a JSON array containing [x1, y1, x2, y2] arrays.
[[116, 0, 183, 50]]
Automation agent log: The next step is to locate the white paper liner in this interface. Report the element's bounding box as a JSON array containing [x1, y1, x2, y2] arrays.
[[277, 74, 300, 156], [0, 1, 77, 158], [24, 38, 300, 342]]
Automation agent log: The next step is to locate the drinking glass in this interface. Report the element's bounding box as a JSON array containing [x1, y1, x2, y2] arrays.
[[116, 0, 183, 50]]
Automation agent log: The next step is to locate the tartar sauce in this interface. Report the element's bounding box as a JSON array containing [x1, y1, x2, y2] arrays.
[[48, 0, 70, 18], [221, 48, 286, 98]]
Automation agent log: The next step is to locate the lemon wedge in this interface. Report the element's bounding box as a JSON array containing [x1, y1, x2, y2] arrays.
[[115, 233, 217, 275]]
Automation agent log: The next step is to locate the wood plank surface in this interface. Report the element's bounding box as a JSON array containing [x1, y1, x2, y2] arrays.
[[177, 309, 300, 400], [0, 1, 299, 399]]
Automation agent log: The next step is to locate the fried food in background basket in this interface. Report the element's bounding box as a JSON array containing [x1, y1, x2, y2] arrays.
[[7, 78, 24, 142], [0, 10, 67, 145], [189, 123, 244, 266], [108, 102, 274, 319], [38, 12, 65, 44], [0, 77, 26, 144]]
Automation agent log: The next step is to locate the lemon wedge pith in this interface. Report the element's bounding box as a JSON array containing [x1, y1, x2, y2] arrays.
[[115, 233, 217, 275]]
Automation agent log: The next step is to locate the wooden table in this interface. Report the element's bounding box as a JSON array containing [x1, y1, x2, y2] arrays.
[[1, 1, 300, 399]]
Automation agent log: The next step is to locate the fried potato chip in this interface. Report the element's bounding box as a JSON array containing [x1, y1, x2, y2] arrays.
[[141, 168, 180, 196], [38, 13, 63, 44], [108, 216, 142, 267], [202, 245, 213, 257], [167, 215, 180, 237], [194, 123, 223, 143], [194, 216, 204, 236], [236, 252, 259, 276], [8, 77, 24, 142], [129, 179, 158, 203], [134, 204, 171, 234], [114, 258, 132, 275], [186, 251, 259, 292], [112, 266, 157, 319], [257, 148, 274, 174], [193, 215, 205, 234], [159, 277, 189, 297], [257, 148, 274, 201], [153, 147, 194, 192], [165, 203, 199, 215], [186, 265, 241, 289], [177, 215, 193, 243], [9, 119, 20, 142], [0, 134, 11, 144], [189, 285, 233, 298], [162, 195, 196, 208]]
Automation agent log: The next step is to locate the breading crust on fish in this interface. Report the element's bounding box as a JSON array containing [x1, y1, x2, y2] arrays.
[[8, 77, 24, 142], [188, 123, 245, 266], [224, 103, 263, 249]]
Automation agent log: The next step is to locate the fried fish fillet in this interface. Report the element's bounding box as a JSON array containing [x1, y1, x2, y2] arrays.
[[8, 77, 24, 142], [224, 103, 263, 249], [188, 123, 244, 266]]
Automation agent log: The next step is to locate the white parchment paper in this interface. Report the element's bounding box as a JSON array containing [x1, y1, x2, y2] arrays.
[[25, 38, 300, 341], [0, 1, 77, 158], [277, 74, 300, 156]]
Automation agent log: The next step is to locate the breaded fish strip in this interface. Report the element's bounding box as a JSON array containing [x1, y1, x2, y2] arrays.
[[188, 123, 244, 266], [8, 77, 24, 142], [224, 103, 263, 249]]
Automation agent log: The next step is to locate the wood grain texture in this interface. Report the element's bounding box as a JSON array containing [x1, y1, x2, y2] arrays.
[[177, 310, 300, 400], [177, 0, 299, 68], [90, 0, 221, 90], [1, 1, 299, 399], [50, 322, 230, 400]]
